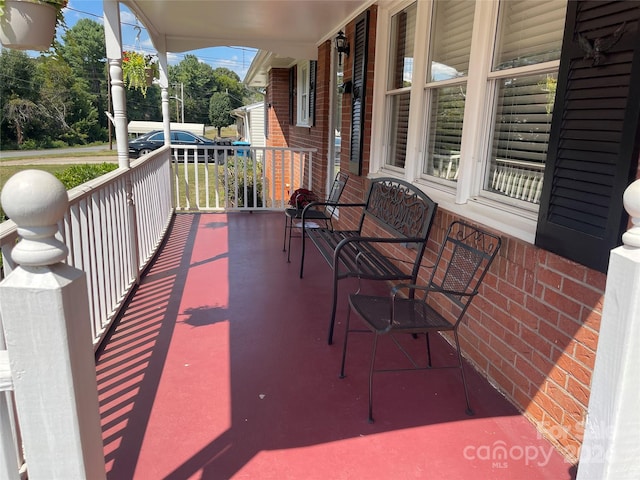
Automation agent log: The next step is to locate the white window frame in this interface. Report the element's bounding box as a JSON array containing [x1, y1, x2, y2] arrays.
[[297, 61, 311, 127], [370, 0, 566, 244], [382, 2, 418, 173]]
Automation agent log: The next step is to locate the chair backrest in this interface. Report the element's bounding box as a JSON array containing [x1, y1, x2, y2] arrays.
[[325, 171, 349, 215], [425, 221, 501, 323]]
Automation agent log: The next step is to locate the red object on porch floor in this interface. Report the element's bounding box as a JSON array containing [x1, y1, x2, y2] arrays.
[[97, 212, 576, 479]]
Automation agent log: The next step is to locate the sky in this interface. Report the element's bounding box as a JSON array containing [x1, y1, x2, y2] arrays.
[[64, 0, 258, 80]]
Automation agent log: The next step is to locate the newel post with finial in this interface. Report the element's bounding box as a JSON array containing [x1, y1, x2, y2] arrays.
[[0, 171, 106, 479], [577, 179, 640, 480]]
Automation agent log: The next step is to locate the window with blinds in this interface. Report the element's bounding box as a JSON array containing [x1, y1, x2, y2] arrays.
[[297, 62, 310, 126], [494, 0, 566, 70], [484, 0, 566, 205], [422, 0, 474, 181], [385, 2, 416, 169]]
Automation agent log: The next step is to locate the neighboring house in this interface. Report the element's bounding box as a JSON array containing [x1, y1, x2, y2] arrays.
[[231, 102, 266, 149], [244, 0, 640, 464]]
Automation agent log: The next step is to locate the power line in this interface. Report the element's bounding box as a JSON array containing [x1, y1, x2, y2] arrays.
[[65, 6, 258, 72]]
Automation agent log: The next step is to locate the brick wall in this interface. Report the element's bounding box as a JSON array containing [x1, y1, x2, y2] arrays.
[[266, 68, 291, 201]]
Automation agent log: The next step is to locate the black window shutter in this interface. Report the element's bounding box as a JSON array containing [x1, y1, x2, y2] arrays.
[[535, 1, 640, 273], [289, 67, 295, 125], [349, 10, 370, 176], [309, 60, 317, 126]]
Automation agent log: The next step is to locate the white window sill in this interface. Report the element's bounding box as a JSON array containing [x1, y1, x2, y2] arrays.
[[421, 186, 537, 243]]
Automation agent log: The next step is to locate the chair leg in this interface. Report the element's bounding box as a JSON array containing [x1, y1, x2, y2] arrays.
[[425, 332, 432, 367], [453, 330, 473, 416], [368, 334, 379, 424], [339, 304, 352, 378], [299, 222, 306, 278], [283, 214, 288, 252], [327, 271, 339, 345], [287, 217, 295, 263]]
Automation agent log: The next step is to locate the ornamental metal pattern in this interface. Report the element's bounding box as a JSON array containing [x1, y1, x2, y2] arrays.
[[366, 179, 431, 238], [451, 221, 499, 256]]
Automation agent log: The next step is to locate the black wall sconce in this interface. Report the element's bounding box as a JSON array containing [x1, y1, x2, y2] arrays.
[[335, 30, 349, 66], [339, 80, 352, 95]]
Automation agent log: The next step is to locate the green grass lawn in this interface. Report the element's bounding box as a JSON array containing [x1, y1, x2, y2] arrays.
[[1, 164, 72, 192], [172, 158, 263, 209]]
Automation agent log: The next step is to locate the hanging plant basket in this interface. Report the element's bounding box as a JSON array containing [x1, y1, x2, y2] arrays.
[[0, 0, 57, 51], [122, 50, 157, 96]]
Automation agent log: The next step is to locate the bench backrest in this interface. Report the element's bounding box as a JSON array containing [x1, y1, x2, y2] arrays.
[[358, 178, 437, 275]]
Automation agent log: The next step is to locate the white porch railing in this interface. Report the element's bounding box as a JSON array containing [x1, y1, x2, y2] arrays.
[[170, 145, 316, 211], [0, 149, 173, 478], [1, 149, 173, 345], [0, 144, 315, 341]]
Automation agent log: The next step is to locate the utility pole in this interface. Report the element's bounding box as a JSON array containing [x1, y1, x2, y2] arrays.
[[171, 83, 184, 123]]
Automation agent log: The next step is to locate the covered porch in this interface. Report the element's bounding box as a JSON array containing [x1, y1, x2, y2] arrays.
[[98, 211, 574, 479], [2, 0, 640, 478]]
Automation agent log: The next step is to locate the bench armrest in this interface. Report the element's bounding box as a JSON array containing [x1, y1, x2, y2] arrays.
[[334, 235, 426, 258], [301, 201, 366, 218], [333, 236, 427, 275]]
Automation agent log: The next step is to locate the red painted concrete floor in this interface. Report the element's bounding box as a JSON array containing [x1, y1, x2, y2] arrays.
[[96, 212, 577, 480]]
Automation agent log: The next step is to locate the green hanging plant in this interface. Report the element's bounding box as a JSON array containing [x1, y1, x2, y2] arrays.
[[122, 50, 158, 96]]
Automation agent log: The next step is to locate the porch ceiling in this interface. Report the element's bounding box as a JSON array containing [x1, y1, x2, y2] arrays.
[[121, 0, 369, 60]]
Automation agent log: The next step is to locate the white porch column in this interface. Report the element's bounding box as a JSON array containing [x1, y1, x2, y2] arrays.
[[156, 50, 172, 145], [577, 179, 640, 479], [0, 171, 106, 480], [103, 0, 129, 168], [103, 0, 139, 281]]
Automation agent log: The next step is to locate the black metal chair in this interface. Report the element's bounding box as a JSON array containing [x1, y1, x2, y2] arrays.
[[339, 220, 501, 423], [283, 171, 349, 262]]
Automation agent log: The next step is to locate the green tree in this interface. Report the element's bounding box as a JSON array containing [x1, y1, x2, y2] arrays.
[[171, 54, 216, 124], [4, 98, 42, 146], [0, 50, 38, 148], [126, 85, 162, 122], [212, 68, 243, 107], [58, 19, 108, 138], [37, 56, 102, 145], [209, 91, 233, 137]]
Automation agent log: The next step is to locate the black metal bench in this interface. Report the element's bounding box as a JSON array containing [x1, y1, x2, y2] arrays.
[[299, 177, 437, 344]]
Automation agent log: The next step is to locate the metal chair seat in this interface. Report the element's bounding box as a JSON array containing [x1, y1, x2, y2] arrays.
[[348, 294, 455, 333]]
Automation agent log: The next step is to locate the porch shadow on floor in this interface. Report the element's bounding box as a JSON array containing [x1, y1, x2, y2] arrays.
[[97, 212, 576, 479]]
